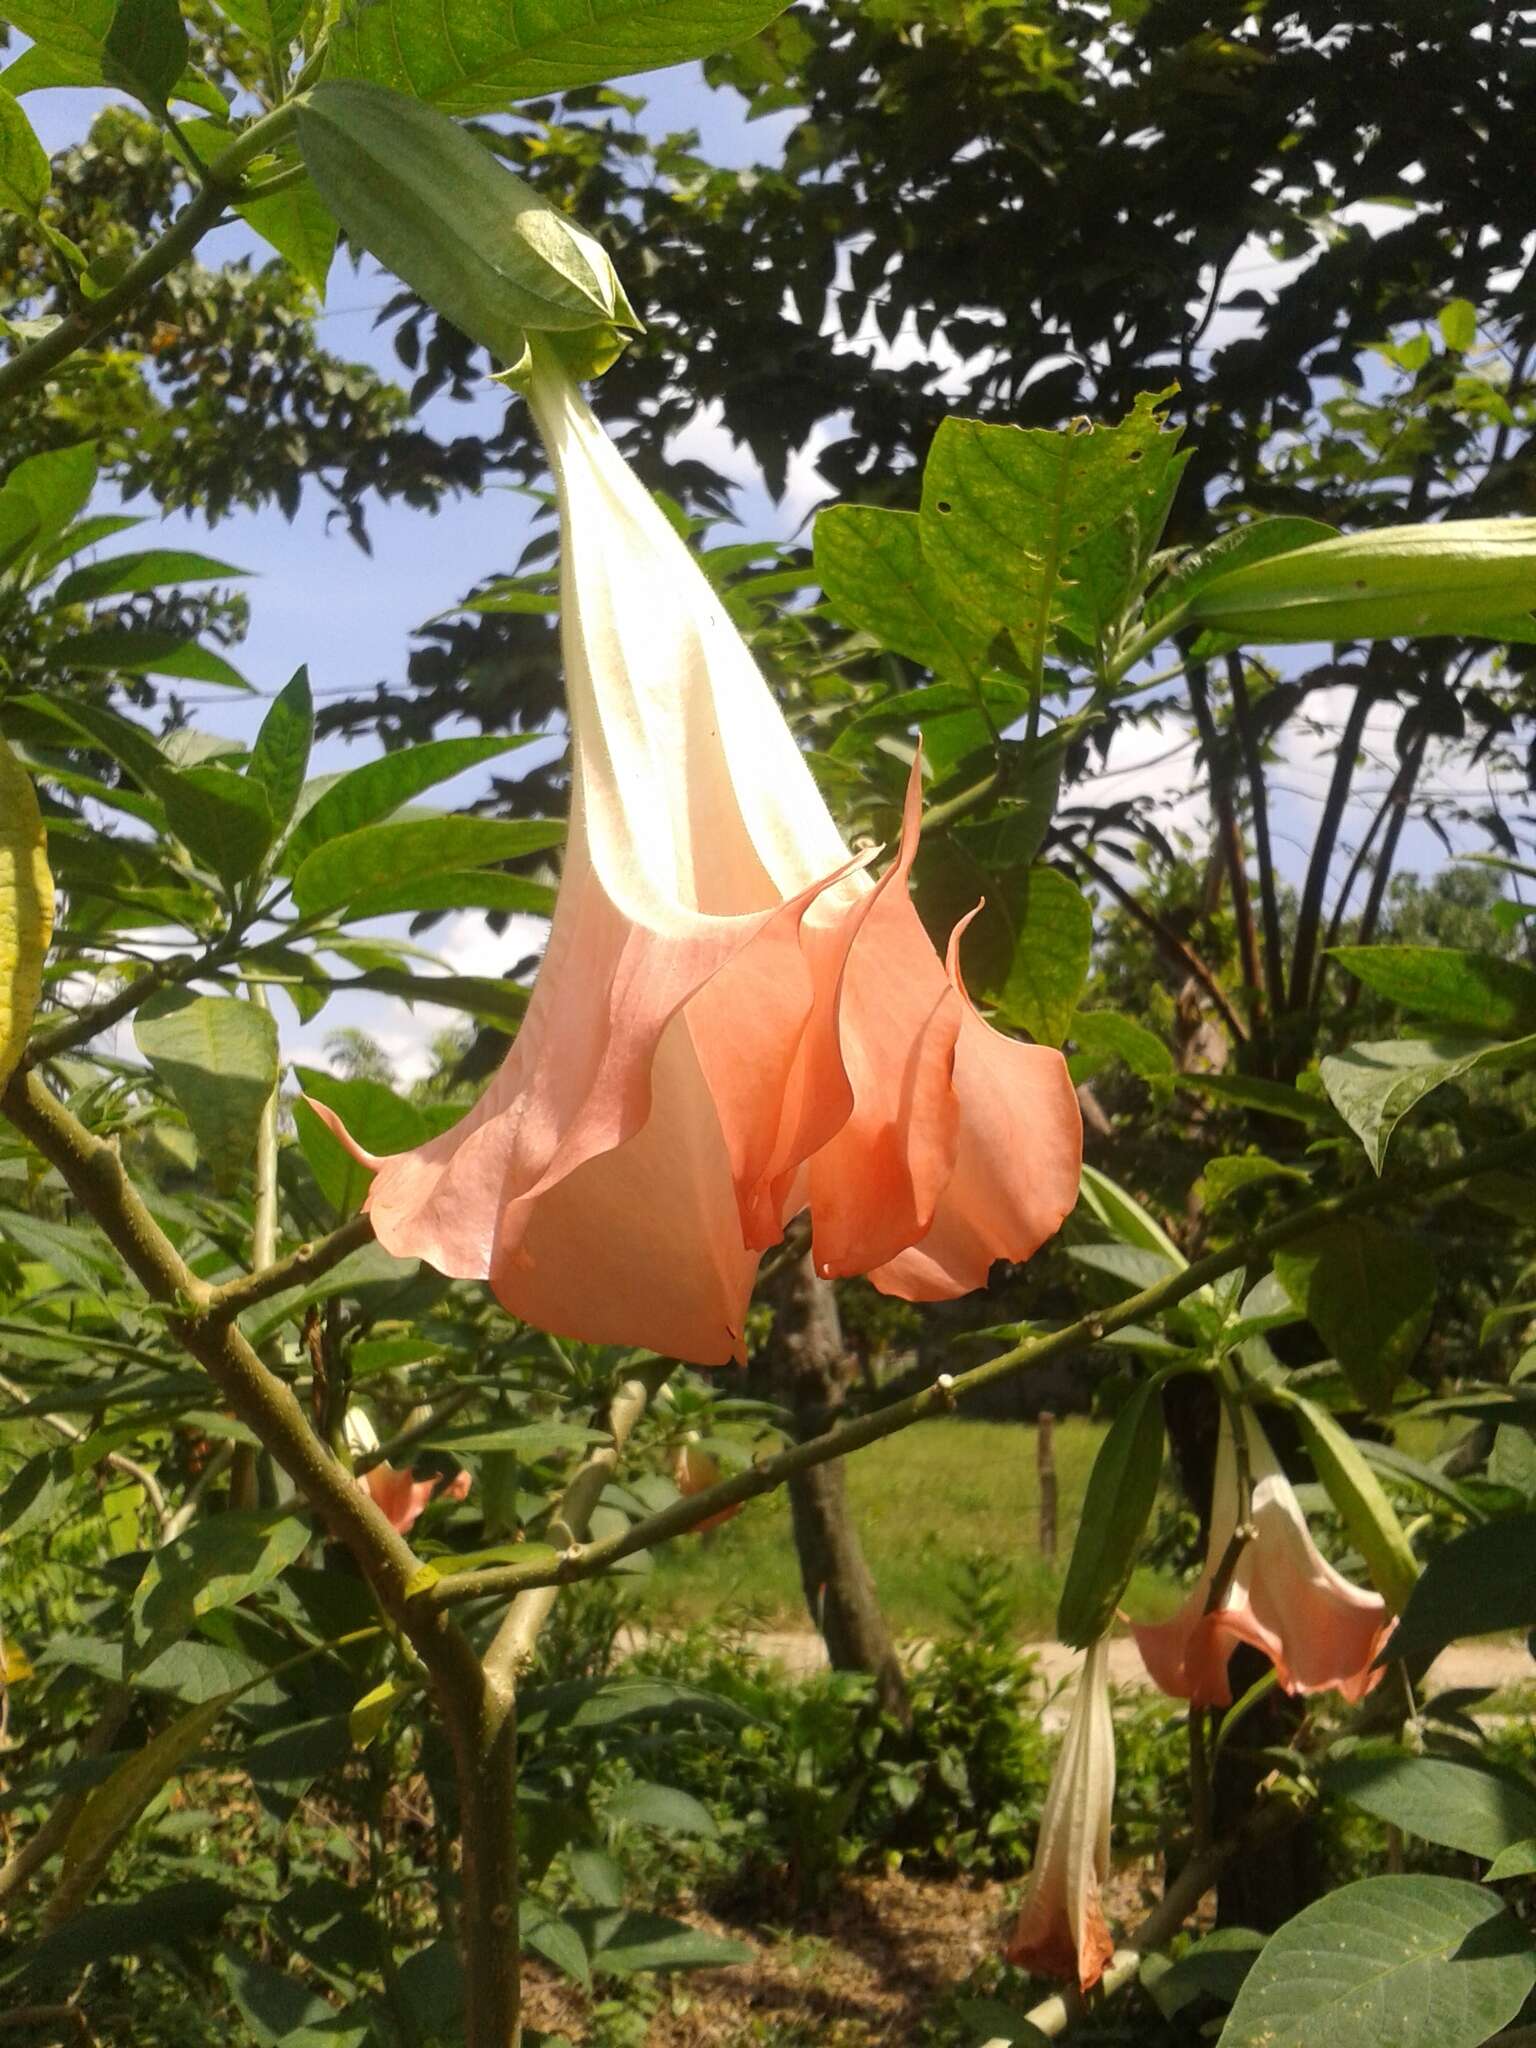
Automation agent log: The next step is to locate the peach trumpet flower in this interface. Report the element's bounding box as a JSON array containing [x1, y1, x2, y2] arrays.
[[1005, 1634, 1117, 1993], [1131, 1403, 1393, 1708], [308, 345, 1082, 1366], [343, 1410, 472, 1537]]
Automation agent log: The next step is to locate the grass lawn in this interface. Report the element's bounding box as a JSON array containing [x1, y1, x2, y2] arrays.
[[635, 1415, 1185, 1641]]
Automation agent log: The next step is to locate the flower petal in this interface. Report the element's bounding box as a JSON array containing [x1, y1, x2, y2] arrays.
[[868, 907, 1083, 1299]]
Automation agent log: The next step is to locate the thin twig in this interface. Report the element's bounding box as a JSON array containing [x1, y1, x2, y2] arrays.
[[200, 1214, 377, 1320], [1076, 849, 1249, 1044], [416, 1123, 1536, 1612], [1225, 654, 1286, 1021]]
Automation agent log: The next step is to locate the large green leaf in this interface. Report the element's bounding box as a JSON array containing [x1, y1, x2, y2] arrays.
[[1217, 1877, 1536, 2048], [53, 546, 249, 605], [1329, 945, 1536, 1035], [54, 624, 249, 689], [1056, 1378, 1165, 1647], [245, 667, 314, 838], [101, 0, 189, 108], [128, 1508, 310, 1674], [0, 87, 49, 213], [580, 1908, 752, 1975], [297, 82, 637, 363], [920, 392, 1186, 672], [326, 0, 790, 116], [238, 172, 339, 294], [814, 505, 988, 677], [1328, 1755, 1536, 1862], [1188, 518, 1536, 645], [342, 869, 556, 921], [1388, 1516, 1536, 1665], [292, 816, 563, 918], [1319, 1034, 1536, 1173], [1273, 1220, 1434, 1409], [52, 1687, 241, 1918], [0, 735, 54, 1087], [280, 733, 540, 871], [134, 990, 279, 1192], [1148, 516, 1339, 631], [604, 1782, 716, 1839], [216, 1947, 335, 2047], [991, 865, 1092, 1046], [4, 1883, 235, 1990], [163, 764, 276, 887], [213, 0, 303, 54], [0, 442, 97, 564]]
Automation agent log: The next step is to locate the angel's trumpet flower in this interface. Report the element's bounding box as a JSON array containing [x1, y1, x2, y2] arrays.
[[1005, 1635, 1117, 1993], [343, 1410, 471, 1537], [309, 347, 1082, 1365], [1131, 1404, 1392, 1707]]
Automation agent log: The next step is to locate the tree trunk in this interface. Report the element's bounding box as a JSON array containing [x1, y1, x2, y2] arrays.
[[765, 1249, 912, 1725]]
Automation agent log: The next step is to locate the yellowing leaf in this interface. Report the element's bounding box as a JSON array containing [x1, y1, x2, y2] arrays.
[[2, 1640, 33, 1683], [0, 734, 54, 1086]]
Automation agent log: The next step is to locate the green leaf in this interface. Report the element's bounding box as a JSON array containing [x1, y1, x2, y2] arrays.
[[1327, 1755, 1536, 1862], [1068, 1009, 1173, 1081], [55, 625, 249, 689], [292, 1065, 438, 1216], [129, 1509, 310, 1674], [604, 1782, 716, 1838], [1148, 516, 1339, 632], [1388, 1515, 1536, 1665], [814, 504, 988, 677], [1144, 1929, 1265, 2021], [1488, 1840, 1536, 1883], [52, 547, 250, 605], [245, 668, 314, 838], [1273, 1220, 1434, 1409], [1056, 1379, 1165, 1647], [327, 0, 791, 116], [920, 393, 1187, 673], [239, 173, 339, 295], [52, 1688, 240, 1918], [992, 866, 1092, 1046], [583, 1909, 753, 1976], [297, 82, 637, 363], [5, 1883, 235, 1990], [0, 735, 54, 1088], [1197, 1154, 1309, 1208], [1178, 1070, 1345, 1127], [1330, 945, 1536, 1035], [1319, 1035, 1536, 1173], [1280, 1391, 1418, 1611], [339, 965, 529, 1030], [212, 0, 303, 53], [291, 815, 563, 918], [163, 764, 276, 886], [1077, 1161, 1187, 1266], [280, 733, 539, 872], [1187, 518, 1536, 646], [342, 869, 556, 921], [101, 0, 188, 105], [0, 441, 97, 557], [521, 1901, 590, 1986], [134, 990, 279, 1192], [1217, 1877, 1536, 2048], [0, 87, 49, 213], [216, 1947, 334, 2048], [1439, 298, 1477, 353]]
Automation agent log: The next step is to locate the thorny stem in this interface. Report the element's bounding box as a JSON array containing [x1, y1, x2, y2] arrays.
[[419, 1123, 1536, 1612]]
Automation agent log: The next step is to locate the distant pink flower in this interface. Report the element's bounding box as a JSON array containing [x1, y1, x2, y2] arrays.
[[671, 1436, 742, 1534], [344, 1411, 471, 1537], [1005, 1636, 1117, 1993], [308, 348, 1081, 1366], [1131, 1405, 1392, 1708]]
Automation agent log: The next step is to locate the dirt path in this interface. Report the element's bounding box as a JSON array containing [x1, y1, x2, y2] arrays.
[[667, 1628, 1535, 1702]]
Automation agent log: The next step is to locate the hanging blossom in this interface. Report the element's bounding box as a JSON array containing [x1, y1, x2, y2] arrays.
[[1005, 1635, 1117, 1993], [1132, 1403, 1393, 1707], [670, 1433, 743, 1534], [343, 1410, 471, 1537], [309, 346, 1082, 1366]]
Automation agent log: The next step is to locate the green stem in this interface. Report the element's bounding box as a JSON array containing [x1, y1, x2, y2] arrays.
[[0, 101, 302, 409], [418, 1123, 1536, 1611]]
